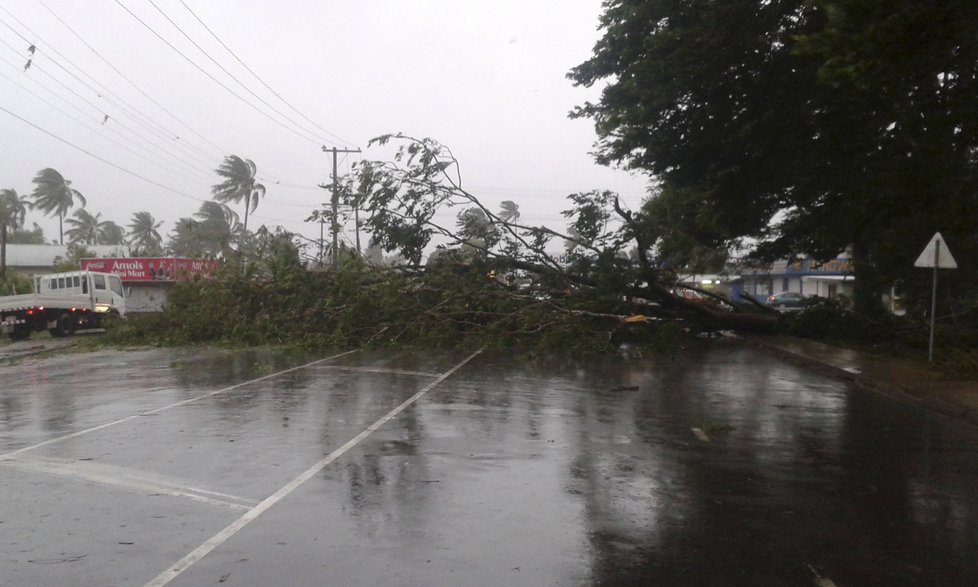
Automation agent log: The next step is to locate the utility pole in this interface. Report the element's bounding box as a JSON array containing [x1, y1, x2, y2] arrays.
[[322, 145, 361, 268]]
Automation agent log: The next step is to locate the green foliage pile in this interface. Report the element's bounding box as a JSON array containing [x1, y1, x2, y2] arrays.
[[104, 256, 690, 355], [0, 271, 34, 296]]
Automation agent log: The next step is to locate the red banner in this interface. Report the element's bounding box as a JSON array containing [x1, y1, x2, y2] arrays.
[[80, 258, 220, 282]]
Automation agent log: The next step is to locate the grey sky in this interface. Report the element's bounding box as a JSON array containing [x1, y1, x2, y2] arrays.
[[0, 0, 649, 252]]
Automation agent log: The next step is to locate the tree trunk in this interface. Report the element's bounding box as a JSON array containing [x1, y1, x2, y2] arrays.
[[1, 223, 7, 278], [851, 239, 887, 318]]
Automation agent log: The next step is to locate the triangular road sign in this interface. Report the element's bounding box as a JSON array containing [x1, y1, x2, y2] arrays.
[[914, 232, 958, 269]]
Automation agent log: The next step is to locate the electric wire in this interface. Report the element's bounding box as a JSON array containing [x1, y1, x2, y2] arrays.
[[176, 0, 355, 148], [10, 3, 350, 207], [0, 64, 216, 185], [0, 103, 210, 205], [36, 0, 227, 158], [0, 26, 218, 180], [0, 61, 215, 182], [112, 0, 326, 147], [147, 0, 351, 149]]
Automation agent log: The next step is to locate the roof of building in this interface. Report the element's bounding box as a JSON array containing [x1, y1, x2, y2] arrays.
[[5, 244, 130, 268]]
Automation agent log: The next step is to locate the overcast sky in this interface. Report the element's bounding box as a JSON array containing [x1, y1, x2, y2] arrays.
[[0, 0, 650, 255]]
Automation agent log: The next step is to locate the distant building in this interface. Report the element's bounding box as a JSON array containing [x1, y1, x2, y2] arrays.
[[738, 256, 854, 303], [4, 244, 129, 274], [80, 257, 220, 315]]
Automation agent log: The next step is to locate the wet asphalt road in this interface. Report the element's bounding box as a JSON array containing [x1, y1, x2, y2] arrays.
[[0, 343, 976, 586]]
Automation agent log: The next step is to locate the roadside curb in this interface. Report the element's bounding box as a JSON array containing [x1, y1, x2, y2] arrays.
[[749, 336, 978, 428], [0, 338, 81, 364]]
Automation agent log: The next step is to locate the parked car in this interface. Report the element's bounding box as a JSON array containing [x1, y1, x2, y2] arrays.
[[767, 291, 807, 311]]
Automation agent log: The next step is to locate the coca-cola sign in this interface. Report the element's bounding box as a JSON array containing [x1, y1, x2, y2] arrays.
[[80, 258, 219, 282]]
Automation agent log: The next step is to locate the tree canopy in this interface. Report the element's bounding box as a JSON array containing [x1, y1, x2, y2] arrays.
[[64, 208, 125, 245], [212, 155, 266, 234], [30, 168, 86, 245], [569, 0, 978, 315], [128, 211, 164, 256], [168, 201, 243, 258], [0, 188, 30, 276]]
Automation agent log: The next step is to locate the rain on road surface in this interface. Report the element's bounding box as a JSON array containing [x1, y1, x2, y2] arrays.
[[0, 343, 976, 586]]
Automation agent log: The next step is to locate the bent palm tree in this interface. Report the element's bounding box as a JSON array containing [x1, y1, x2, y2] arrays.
[[30, 168, 86, 245], [98, 220, 126, 245], [0, 189, 31, 277], [169, 202, 242, 258], [212, 155, 265, 234], [128, 211, 163, 255], [498, 200, 520, 222], [65, 208, 103, 245]]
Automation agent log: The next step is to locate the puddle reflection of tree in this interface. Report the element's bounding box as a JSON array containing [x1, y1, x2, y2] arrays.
[[566, 346, 858, 585], [837, 395, 978, 583], [339, 401, 434, 536]]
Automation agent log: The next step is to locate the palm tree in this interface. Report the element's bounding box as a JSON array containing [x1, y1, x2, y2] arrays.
[[30, 168, 86, 245], [0, 189, 31, 277], [168, 218, 202, 257], [212, 155, 266, 234], [65, 208, 103, 245], [169, 202, 242, 258], [98, 221, 126, 245], [128, 211, 163, 255], [498, 200, 520, 222], [65, 208, 128, 246]]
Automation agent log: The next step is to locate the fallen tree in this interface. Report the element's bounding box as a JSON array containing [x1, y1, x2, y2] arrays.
[[323, 134, 779, 336]]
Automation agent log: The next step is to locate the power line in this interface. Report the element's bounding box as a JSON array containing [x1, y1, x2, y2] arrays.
[[0, 62, 216, 186], [176, 0, 355, 148], [0, 9, 234, 180], [0, 42, 216, 182], [112, 0, 326, 148], [148, 0, 352, 149], [11, 3, 349, 210], [35, 0, 227, 158], [0, 103, 209, 205]]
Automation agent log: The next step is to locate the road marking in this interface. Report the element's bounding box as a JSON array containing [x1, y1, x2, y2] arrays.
[[0, 350, 358, 461], [143, 348, 483, 587], [807, 564, 838, 587], [691, 427, 710, 442], [1, 456, 257, 511], [317, 365, 441, 378]]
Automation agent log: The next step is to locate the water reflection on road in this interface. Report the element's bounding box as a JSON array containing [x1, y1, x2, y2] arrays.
[[0, 344, 975, 586]]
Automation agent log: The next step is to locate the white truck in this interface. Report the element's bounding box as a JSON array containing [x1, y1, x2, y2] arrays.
[[0, 270, 127, 341]]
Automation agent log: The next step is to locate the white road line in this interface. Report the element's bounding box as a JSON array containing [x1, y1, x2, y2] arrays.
[[317, 366, 441, 378], [143, 348, 483, 587], [1, 457, 257, 511], [0, 350, 358, 461], [807, 564, 838, 587], [691, 427, 711, 442]]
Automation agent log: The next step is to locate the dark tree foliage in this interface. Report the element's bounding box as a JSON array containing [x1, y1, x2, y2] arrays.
[[570, 0, 978, 318], [321, 134, 779, 334]]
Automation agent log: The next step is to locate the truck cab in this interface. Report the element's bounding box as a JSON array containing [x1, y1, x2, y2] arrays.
[[34, 271, 128, 318], [1, 270, 127, 340]]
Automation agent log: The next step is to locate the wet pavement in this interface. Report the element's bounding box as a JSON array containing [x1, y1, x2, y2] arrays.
[[1, 343, 976, 586], [753, 335, 978, 424]]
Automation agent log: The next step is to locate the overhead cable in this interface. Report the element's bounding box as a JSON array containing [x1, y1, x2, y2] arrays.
[[0, 103, 209, 204], [113, 0, 326, 147], [177, 0, 355, 147], [36, 0, 227, 157], [148, 0, 352, 149]]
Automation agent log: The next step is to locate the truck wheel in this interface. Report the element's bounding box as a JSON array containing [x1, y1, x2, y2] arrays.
[[49, 312, 76, 337]]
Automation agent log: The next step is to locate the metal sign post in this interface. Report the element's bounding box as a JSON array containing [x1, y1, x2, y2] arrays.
[[914, 232, 957, 362]]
